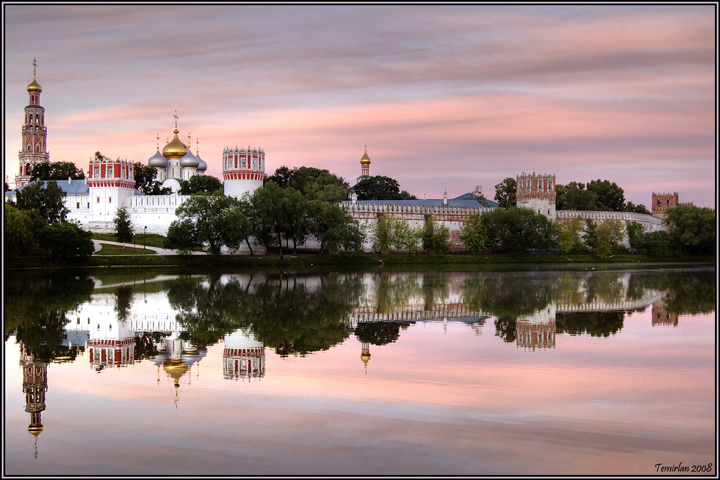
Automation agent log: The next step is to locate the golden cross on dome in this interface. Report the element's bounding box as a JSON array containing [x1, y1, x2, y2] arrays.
[[173, 111, 178, 129], [156, 133, 159, 150], [188, 132, 191, 148], [33, 58, 37, 76], [196, 139, 199, 155]]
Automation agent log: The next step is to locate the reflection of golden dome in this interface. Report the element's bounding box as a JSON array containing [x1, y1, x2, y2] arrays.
[[27, 77, 42, 94], [361, 353, 371, 365], [162, 129, 189, 159], [163, 358, 189, 386], [28, 424, 43, 436], [360, 146, 371, 166]]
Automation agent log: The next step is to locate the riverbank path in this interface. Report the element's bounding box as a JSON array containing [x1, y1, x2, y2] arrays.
[[92, 240, 208, 256]]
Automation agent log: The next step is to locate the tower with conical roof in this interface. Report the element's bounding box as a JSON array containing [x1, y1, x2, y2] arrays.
[[20, 343, 47, 459], [357, 145, 371, 184], [16, 59, 50, 188]]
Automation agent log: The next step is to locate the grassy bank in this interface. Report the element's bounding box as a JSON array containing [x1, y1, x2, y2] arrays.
[[5, 252, 715, 271]]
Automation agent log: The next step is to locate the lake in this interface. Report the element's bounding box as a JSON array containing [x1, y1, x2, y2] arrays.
[[3, 265, 716, 476]]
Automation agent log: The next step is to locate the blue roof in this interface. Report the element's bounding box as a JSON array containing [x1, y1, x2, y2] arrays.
[[6, 179, 89, 196]]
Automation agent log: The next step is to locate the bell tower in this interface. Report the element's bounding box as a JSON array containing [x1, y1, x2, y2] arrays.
[[16, 59, 50, 188]]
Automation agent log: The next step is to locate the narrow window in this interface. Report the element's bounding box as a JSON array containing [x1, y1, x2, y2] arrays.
[[96, 197, 100, 203], [108, 197, 112, 203]]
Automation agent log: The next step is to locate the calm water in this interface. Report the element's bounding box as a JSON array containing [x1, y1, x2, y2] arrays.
[[3, 265, 716, 476]]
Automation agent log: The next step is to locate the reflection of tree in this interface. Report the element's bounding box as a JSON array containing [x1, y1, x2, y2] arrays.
[[582, 273, 627, 305], [5, 271, 94, 339], [134, 332, 159, 361], [373, 273, 423, 314], [249, 273, 363, 356], [636, 270, 716, 315], [556, 311, 625, 337], [421, 273, 450, 311], [460, 274, 560, 319], [494, 317, 517, 343], [354, 321, 411, 346], [166, 275, 254, 348], [114, 286, 133, 323], [14, 310, 72, 363]]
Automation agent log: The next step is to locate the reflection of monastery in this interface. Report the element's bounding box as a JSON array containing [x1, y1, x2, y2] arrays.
[[7, 62, 672, 252]]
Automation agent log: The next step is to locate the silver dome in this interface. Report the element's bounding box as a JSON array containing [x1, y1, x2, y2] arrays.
[[148, 150, 168, 168], [180, 150, 200, 168], [196, 154, 207, 172]]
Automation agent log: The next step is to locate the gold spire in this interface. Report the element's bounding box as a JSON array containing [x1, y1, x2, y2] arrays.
[[27, 58, 42, 94], [162, 113, 188, 159]]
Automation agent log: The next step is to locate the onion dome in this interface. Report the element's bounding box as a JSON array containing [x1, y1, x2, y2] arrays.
[[195, 140, 207, 171], [28, 424, 44, 435], [180, 148, 199, 168], [360, 145, 371, 165], [148, 149, 168, 168], [27, 77, 42, 94], [162, 128, 189, 159]]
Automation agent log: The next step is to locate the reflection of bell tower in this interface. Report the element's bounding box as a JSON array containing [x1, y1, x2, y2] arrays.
[[223, 329, 265, 381], [20, 344, 47, 459], [516, 306, 557, 351], [360, 342, 371, 374], [652, 302, 678, 327]]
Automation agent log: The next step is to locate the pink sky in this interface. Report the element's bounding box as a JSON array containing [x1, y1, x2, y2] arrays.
[[3, 4, 716, 207]]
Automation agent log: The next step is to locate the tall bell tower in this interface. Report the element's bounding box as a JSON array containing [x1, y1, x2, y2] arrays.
[[16, 59, 50, 188]]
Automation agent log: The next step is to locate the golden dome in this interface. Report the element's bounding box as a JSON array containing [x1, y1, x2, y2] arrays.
[[163, 358, 189, 386], [27, 77, 42, 94], [360, 146, 371, 165], [162, 129, 189, 159]]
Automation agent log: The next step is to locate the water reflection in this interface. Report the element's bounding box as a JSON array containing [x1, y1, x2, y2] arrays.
[[4, 266, 715, 467]]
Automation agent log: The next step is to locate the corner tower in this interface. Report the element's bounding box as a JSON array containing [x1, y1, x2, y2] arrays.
[[516, 172, 556, 219], [222, 145, 265, 199], [16, 59, 50, 188]]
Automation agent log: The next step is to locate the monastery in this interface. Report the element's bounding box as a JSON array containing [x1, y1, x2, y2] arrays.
[[7, 61, 668, 251]]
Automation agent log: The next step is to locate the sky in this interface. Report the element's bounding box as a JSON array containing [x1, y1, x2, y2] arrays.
[[3, 3, 717, 207]]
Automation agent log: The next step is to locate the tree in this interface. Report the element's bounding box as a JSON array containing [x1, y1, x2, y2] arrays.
[[625, 201, 651, 214], [422, 216, 451, 253], [15, 180, 68, 224], [583, 220, 598, 251], [36, 221, 94, 257], [643, 230, 675, 256], [626, 221, 645, 252], [148, 181, 172, 195], [559, 181, 599, 211], [179, 175, 223, 195], [354, 175, 415, 200], [4, 204, 36, 258], [480, 207, 558, 253], [133, 162, 158, 194], [29, 161, 85, 181], [164, 192, 252, 255], [557, 217, 585, 253], [494, 177, 517, 209], [371, 214, 419, 253], [244, 181, 287, 253], [665, 205, 716, 255], [114, 207, 133, 244], [267, 165, 350, 196], [587, 179, 625, 212], [459, 213, 486, 254], [594, 219, 625, 258]]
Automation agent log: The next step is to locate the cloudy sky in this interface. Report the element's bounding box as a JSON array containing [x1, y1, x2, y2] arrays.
[[4, 4, 716, 207]]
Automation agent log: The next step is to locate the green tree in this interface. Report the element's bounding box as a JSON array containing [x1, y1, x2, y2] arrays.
[[179, 175, 223, 195], [354, 175, 415, 200], [643, 230, 675, 256], [625, 201, 651, 214], [14, 180, 69, 224], [113, 207, 133, 244], [133, 162, 158, 194], [626, 221, 645, 251], [583, 220, 598, 251], [471, 185, 491, 207], [148, 181, 172, 195], [422, 216, 451, 253], [665, 205, 716, 255], [494, 177, 517, 209], [165, 192, 252, 255], [459, 213, 486, 254], [4, 203, 37, 258], [371, 214, 419, 253], [557, 217, 585, 253], [594, 219, 625, 258], [36, 221, 94, 257], [481, 207, 558, 253], [30, 161, 85, 181], [267, 166, 350, 196], [558, 182, 599, 211], [586, 179, 625, 212]]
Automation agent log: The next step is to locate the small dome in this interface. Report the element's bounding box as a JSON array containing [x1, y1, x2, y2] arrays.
[[27, 77, 42, 94], [162, 129, 189, 159], [360, 147, 371, 165], [180, 149, 199, 168], [196, 155, 207, 172], [28, 424, 43, 436], [148, 149, 168, 168]]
